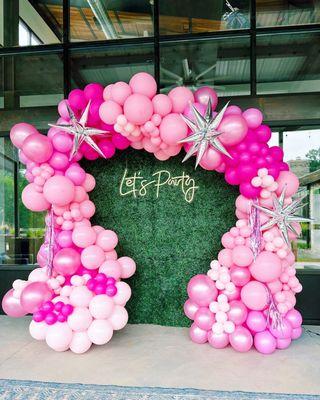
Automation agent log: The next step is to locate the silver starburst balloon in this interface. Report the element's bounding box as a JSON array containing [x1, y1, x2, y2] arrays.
[[253, 187, 312, 247], [179, 98, 231, 168], [49, 101, 108, 160]]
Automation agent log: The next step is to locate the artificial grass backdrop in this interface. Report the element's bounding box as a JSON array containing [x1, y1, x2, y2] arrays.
[[82, 148, 238, 327]]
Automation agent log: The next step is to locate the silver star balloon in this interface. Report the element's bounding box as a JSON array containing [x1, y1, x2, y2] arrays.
[[49, 101, 108, 160], [253, 187, 312, 247], [179, 98, 232, 168]]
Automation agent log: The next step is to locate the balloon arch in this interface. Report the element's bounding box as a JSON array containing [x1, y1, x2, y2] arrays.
[[3, 72, 307, 354]]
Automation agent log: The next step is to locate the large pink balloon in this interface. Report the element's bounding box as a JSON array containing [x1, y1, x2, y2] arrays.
[[10, 123, 38, 149], [187, 274, 218, 307], [53, 248, 81, 276], [227, 300, 248, 325], [20, 282, 52, 313], [168, 86, 194, 113], [123, 94, 153, 125], [241, 281, 269, 311], [254, 330, 277, 354], [43, 176, 75, 206], [159, 113, 188, 145], [250, 251, 282, 283], [2, 289, 26, 317], [22, 133, 53, 163], [22, 184, 50, 212], [219, 115, 248, 146], [46, 322, 73, 351], [129, 72, 157, 99], [208, 331, 229, 349], [229, 326, 253, 352]]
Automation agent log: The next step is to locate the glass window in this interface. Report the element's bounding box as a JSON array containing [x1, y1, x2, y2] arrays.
[[160, 36, 251, 96], [0, 1, 62, 47], [70, 44, 154, 88], [256, 0, 320, 27], [70, 0, 153, 42], [0, 137, 44, 265], [159, 0, 250, 35], [257, 32, 320, 94]]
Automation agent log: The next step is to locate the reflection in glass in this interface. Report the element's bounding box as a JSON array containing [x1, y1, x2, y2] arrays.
[[160, 36, 250, 96], [69, 0, 153, 42], [257, 32, 320, 95], [256, 0, 320, 27], [159, 0, 250, 35], [70, 44, 154, 88]]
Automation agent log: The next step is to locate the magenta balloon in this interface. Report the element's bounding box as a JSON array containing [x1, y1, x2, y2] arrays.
[[53, 248, 81, 276], [184, 299, 199, 320], [254, 330, 277, 354], [285, 309, 302, 329], [239, 182, 261, 199], [194, 87, 218, 109], [229, 326, 253, 352], [250, 251, 282, 283], [208, 331, 229, 349], [194, 307, 215, 330], [187, 274, 218, 307], [189, 322, 208, 344], [2, 289, 26, 317], [255, 125, 271, 143], [246, 310, 267, 333], [230, 266, 251, 287], [269, 319, 292, 339], [10, 123, 38, 149], [241, 281, 269, 311], [219, 115, 248, 146], [225, 168, 240, 185], [20, 282, 52, 314], [227, 300, 248, 325], [22, 133, 53, 163]]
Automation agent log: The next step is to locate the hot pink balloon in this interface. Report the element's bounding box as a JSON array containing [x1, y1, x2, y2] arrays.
[[229, 326, 253, 352], [250, 251, 282, 283], [194, 87, 218, 109], [2, 289, 26, 317], [230, 266, 251, 287], [22, 133, 53, 163], [10, 123, 38, 149], [53, 248, 81, 276], [254, 330, 277, 354], [246, 310, 267, 333], [208, 331, 229, 349], [187, 274, 218, 307], [189, 322, 208, 344], [20, 282, 52, 314], [241, 281, 269, 311]]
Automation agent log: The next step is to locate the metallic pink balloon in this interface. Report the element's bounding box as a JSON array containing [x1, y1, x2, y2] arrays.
[[10, 123, 38, 149], [285, 309, 302, 328], [277, 337, 291, 349], [184, 299, 199, 320], [269, 319, 292, 339], [20, 282, 53, 314], [22, 133, 53, 163], [208, 331, 229, 349], [194, 86, 218, 109], [189, 322, 208, 344], [254, 330, 277, 354], [246, 310, 267, 333], [2, 289, 26, 317], [219, 115, 248, 146], [187, 274, 217, 307], [227, 300, 248, 325], [229, 326, 253, 352], [222, 285, 240, 301], [230, 266, 251, 287], [53, 248, 81, 276], [291, 326, 302, 340], [194, 307, 215, 330]]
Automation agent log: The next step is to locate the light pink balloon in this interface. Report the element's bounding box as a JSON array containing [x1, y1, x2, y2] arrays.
[[83, 173, 96, 192], [28, 267, 49, 282], [189, 322, 208, 344], [291, 326, 302, 340], [218, 249, 233, 268], [81, 245, 105, 270], [105, 250, 118, 260], [194, 307, 215, 330], [241, 281, 269, 311], [46, 322, 73, 351], [129, 72, 157, 99], [231, 245, 254, 267], [99, 260, 122, 280], [10, 123, 38, 149], [286, 309, 302, 328], [109, 305, 128, 330], [79, 200, 95, 218], [276, 171, 299, 197], [194, 86, 218, 109], [43, 176, 75, 206], [227, 300, 248, 325], [184, 299, 199, 320], [89, 294, 114, 319], [235, 195, 252, 214], [70, 331, 92, 354], [2, 289, 26, 317], [187, 274, 218, 307], [88, 319, 113, 345], [72, 226, 96, 248], [254, 330, 277, 354], [22, 183, 50, 211], [113, 282, 132, 306], [246, 310, 267, 333], [123, 94, 153, 125], [250, 251, 282, 283], [230, 266, 251, 287], [152, 94, 172, 116], [160, 113, 188, 145], [111, 81, 132, 105], [222, 285, 241, 301], [29, 320, 48, 340], [269, 319, 292, 339], [229, 326, 253, 352], [118, 256, 136, 279], [277, 337, 292, 349], [74, 186, 87, 203], [199, 147, 222, 170], [20, 282, 52, 313], [96, 230, 118, 251], [208, 331, 229, 349], [69, 286, 93, 308], [22, 133, 53, 163], [68, 307, 92, 331], [242, 108, 263, 129], [267, 279, 282, 295], [168, 86, 194, 113], [53, 248, 81, 276], [219, 115, 248, 146], [99, 100, 122, 125]]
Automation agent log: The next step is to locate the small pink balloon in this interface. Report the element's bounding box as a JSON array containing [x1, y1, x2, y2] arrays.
[[43, 176, 75, 206], [194, 307, 215, 330], [189, 322, 208, 344], [228, 300, 248, 325], [22, 183, 50, 211], [230, 266, 251, 287], [250, 251, 282, 283], [123, 93, 153, 125], [57, 230, 73, 248], [276, 171, 299, 197], [81, 245, 105, 270], [254, 330, 277, 354], [277, 337, 292, 349], [72, 226, 97, 248], [99, 100, 123, 125], [118, 256, 136, 279], [89, 294, 114, 319], [219, 115, 248, 146], [241, 281, 269, 311], [99, 260, 122, 280], [291, 326, 302, 340], [184, 299, 199, 320], [111, 81, 132, 105], [208, 331, 229, 349], [22, 133, 53, 163], [2, 289, 26, 317], [222, 285, 241, 301], [52, 132, 73, 153], [267, 279, 282, 295], [246, 310, 267, 333], [46, 322, 73, 351], [10, 123, 38, 149], [199, 147, 222, 170], [20, 282, 52, 314], [53, 248, 81, 276], [243, 108, 263, 129], [152, 94, 172, 116], [96, 229, 118, 251], [286, 309, 302, 328], [65, 164, 86, 185], [79, 200, 95, 218], [49, 151, 69, 170], [229, 326, 253, 352], [194, 86, 218, 109], [218, 248, 233, 268], [231, 245, 254, 267], [129, 72, 157, 99], [187, 274, 218, 307], [168, 86, 194, 113], [70, 331, 92, 354]]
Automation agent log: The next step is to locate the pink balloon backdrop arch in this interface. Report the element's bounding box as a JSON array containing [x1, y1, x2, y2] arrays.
[[3, 72, 306, 354]]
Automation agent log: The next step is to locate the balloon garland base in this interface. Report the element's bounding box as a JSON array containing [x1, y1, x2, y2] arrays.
[[3, 73, 305, 354]]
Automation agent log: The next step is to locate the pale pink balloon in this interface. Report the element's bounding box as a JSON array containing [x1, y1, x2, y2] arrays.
[[168, 86, 194, 113], [20, 282, 52, 314], [118, 256, 136, 279], [74, 186, 87, 203], [189, 322, 208, 344], [69, 286, 93, 308], [99, 100, 122, 125], [267, 279, 282, 295], [2, 289, 26, 317], [22, 133, 53, 163], [199, 147, 222, 170], [28, 267, 49, 283], [218, 248, 233, 268], [227, 300, 248, 325], [230, 266, 251, 287], [246, 310, 267, 333], [152, 94, 172, 116], [286, 309, 302, 328], [70, 331, 92, 354], [221, 232, 235, 249], [235, 195, 252, 214], [194, 86, 218, 109], [208, 331, 229, 349], [231, 245, 254, 267], [103, 84, 113, 101], [46, 322, 73, 351], [241, 281, 269, 311], [194, 307, 215, 330], [277, 337, 291, 349], [254, 330, 277, 354], [276, 171, 299, 197], [229, 326, 253, 352], [65, 164, 86, 185], [219, 115, 248, 146], [29, 320, 48, 340], [89, 294, 114, 319], [224, 105, 242, 116], [96, 230, 118, 251], [79, 200, 95, 218], [10, 123, 38, 149], [68, 307, 92, 331], [81, 245, 105, 270], [43, 176, 75, 206], [129, 72, 157, 99], [160, 113, 188, 145], [72, 226, 97, 248], [124, 94, 153, 125], [92, 225, 105, 234], [53, 248, 81, 276], [82, 173, 96, 192], [184, 299, 199, 320], [242, 108, 263, 129], [88, 319, 113, 345], [111, 81, 132, 105], [99, 260, 122, 280], [250, 251, 282, 283], [269, 319, 292, 339], [22, 183, 50, 211], [105, 250, 118, 260], [187, 274, 218, 307], [113, 282, 132, 306], [222, 285, 241, 301], [109, 305, 128, 330]]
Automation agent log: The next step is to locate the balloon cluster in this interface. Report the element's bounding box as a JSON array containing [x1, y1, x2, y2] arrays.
[[4, 73, 304, 355]]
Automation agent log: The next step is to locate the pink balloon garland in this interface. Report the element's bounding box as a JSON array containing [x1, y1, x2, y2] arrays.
[[3, 72, 303, 355]]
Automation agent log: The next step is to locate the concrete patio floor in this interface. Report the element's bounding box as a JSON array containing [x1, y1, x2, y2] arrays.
[[0, 316, 319, 396]]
